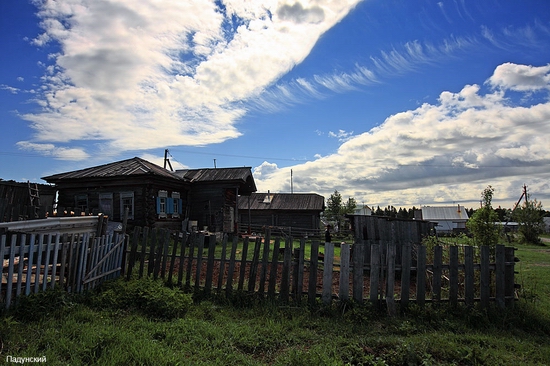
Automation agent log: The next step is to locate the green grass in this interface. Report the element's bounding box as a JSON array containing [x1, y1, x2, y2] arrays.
[[2, 238, 550, 365]]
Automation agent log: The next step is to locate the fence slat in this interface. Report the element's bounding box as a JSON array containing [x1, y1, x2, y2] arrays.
[[416, 245, 426, 307], [50, 235, 61, 289], [495, 244, 505, 309], [432, 245, 442, 304], [139, 226, 149, 278], [505, 247, 515, 307], [238, 237, 249, 291], [5, 235, 17, 308], [25, 234, 36, 296], [186, 234, 196, 288], [480, 246, 490, 309], [369, 244, 380, 304], [194, 234, 205, 292], [247, 237, 262, 293], [225, 236, 238, 296], [160, 230, 170, 279], [280, 238, 292, 303], [15, 234, 26, 299], [386, 243, 396, 316], [205, 235, 216, 294], [464, 246, 474, 307], [177, 232, 188, 286], [268, 238, 280, 300], [449, 246, 459, 306], [352, 243, 364, 303], [216, 234, 227, 293], [258, 230, 271, 297], [308, 241, 319, 307], [321, 243, 334, 305], [339, 244, 350, 302], [400, 244, 411, 308]]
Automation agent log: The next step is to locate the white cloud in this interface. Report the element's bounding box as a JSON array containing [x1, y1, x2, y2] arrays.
[[254, 63, 550, 207], [16, 141, 90, 160], [20, 0, 362, 157]]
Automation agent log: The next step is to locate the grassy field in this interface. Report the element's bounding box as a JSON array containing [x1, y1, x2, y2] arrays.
[[2, 239, 550, 365]]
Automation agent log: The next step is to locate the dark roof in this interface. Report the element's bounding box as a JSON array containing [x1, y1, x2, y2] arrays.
[[238, 193, 325, 211], [174, 167, 257, 194], [42, 157, 183, 182]]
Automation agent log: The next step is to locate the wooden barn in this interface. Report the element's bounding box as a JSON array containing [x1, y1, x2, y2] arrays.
[[0, 180, 56, 222], [42, 157, 189, 230], [237, 192, 325, 236], [173, 167, 256, 233]]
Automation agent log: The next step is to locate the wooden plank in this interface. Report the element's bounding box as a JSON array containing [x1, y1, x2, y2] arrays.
[[432, 245, 442, 303], [185, 234, 196, 287], [138, 226, 149, 279], [58, 234, 69, 291], [247, 237, 262, 293], [0, 235, 6, 301], [400, 244, 411, 308], [15, 234, 27, 299], [160, 230, 170, 279], [480, 245, 490, 309], [295, 238, 306, 303], [238, 237, 249, 291], [386, 243, 396, 316], [416, 245, 426, 307], [369, 244, 380, 304], [126, 227, 141, 280], [147, 229, 157, 276], [352, 243, 365, 303], [5, 234, 17, 309], [268, 237, 280, 300], [339, 243, 350, 302], [194, 234, 205, 292], [225, 236, 238, 296], [216, 234, 227, 293], [85, 234, 99, 291], [204, 235, 217, 294], [49, 235, 61, 289], [308, 240, 319, 307], [177, 232, 188, 287], [42, 234, 54, 292], [505, 246, 515, 307], [280, 238, 292, 303], [464, 245, 474, 307], [25, 234, 36, 296], [449, 245, 459, 306], [322, 242, 334, 305], [34, 234, 45, 294], [495, 244, 505, 309], [167, 230, 178, 284], [258, 230, 271, 297], [153, 229, 164, 280]]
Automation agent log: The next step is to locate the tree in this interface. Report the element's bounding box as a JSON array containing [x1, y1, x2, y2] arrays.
[[324, 190, 357, 231], [513, 196, 545, 244], [466, 186, 500, 250]]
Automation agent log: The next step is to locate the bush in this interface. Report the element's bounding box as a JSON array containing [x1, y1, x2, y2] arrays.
[[88, 277, 192, 319]]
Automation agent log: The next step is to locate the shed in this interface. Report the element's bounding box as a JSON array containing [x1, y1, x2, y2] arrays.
[[237, 192, 325, 236], [42, 157, 189, 230], [420, 205, 469, 234], [174, 167, 256, 233], [0, 180, 56, 222]]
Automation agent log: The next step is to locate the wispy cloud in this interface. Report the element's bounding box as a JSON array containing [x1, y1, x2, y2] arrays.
[[19, 0, 363, 158], [254, 63, 550, 206]]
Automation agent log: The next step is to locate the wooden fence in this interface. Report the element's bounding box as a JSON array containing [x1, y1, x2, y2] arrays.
[[1, 230, 127, 309], [125, 227, 517, 311]]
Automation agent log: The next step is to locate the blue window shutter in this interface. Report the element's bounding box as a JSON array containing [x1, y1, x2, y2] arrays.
[[178, 199, 183, 215], [167, 197, 174, 214], [156, 197, 161, 214]]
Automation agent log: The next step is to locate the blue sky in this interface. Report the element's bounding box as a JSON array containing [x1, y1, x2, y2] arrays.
[[1, 0, 550, 209]]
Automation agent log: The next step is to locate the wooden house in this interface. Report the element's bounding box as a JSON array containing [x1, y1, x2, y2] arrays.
[[42, 157, 257, 233], [173, 167, 256, 233], [420, 205, 469, 234], [237, 192, 325, 236], [42, 157, 189, 230]]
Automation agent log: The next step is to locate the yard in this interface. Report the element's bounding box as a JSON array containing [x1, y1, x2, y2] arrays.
[[1, 236, 550, 365]]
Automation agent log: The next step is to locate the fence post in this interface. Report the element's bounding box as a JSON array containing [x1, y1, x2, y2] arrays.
[[505, 246, 515, 308]]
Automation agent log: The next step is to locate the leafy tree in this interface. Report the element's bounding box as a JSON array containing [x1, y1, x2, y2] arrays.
[[513, 196, 545, 244], [324, 190, 357, 231], [466, 186, 500, 250]]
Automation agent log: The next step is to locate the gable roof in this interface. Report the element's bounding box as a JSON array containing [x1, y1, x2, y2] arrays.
[[421, 205, 469, 221], [238, 193, 325, 211], [174, 167, 256, 194], [42, 157, 183, 182]]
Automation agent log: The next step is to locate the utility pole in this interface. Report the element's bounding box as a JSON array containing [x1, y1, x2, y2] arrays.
[[164, 149, 173, 171]]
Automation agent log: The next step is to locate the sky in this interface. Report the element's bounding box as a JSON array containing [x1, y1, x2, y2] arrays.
[[1, 0, 550, 210]]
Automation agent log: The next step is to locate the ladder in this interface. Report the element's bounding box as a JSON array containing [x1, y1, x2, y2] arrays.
[[27, 181, 41, 218]]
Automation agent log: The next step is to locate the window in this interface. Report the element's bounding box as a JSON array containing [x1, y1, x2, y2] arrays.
[[120, 191, 134, 220], [74, 194, 88, 213], [157, 190, 168, 218], [171, 192, 181, 218], [99, 193, 113, 217]]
